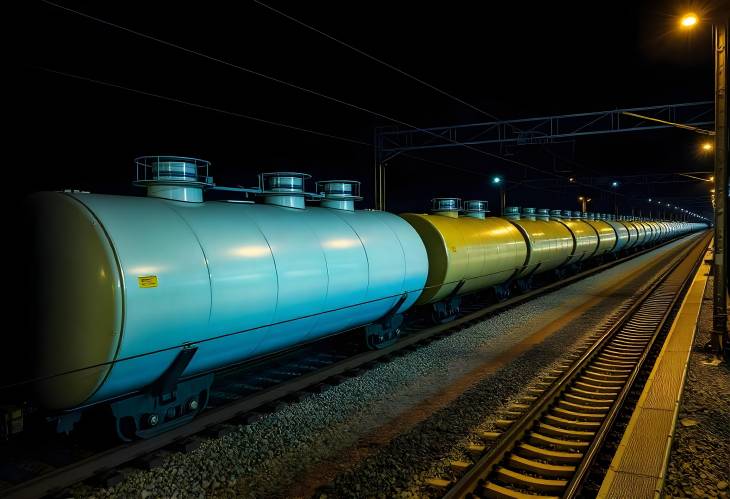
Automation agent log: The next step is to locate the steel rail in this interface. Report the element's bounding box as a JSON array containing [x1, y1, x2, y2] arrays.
[[442, 232, 711, 499]]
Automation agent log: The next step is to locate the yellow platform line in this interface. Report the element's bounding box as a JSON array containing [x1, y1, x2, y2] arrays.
[[598, 244, 713, 499]]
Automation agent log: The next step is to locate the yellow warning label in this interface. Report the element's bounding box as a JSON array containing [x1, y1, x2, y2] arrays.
[[137, 275, 158, 288]]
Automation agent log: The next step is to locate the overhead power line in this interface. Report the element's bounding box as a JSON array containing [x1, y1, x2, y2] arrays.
[[35, 67, 507, 181], [39, 0, 580, 188], [34, 67, 371, 147], [252, 0, 506, 123]]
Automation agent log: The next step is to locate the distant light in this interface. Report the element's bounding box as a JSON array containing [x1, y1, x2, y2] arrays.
[[702, 142, 713, 151], [569, 177, 575, 183], [492, 176, 502, 184], [709, 175, 715, 181], [680, 13, 699, 28], [648, 198, 652, 202], [611, 181, 619, 188], [578, 196, 584, 200]]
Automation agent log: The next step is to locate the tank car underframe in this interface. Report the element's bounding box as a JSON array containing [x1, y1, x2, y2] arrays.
[[55, 346, 213, 441], [364, 293, 409, 349], [431, 280, 466, 323], [111, 346, 212, 441]]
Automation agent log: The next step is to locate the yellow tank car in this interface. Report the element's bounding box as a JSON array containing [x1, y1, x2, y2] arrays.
[[400, 199, 527, 306], [555, 211, 599, 263], [619, 219, 639, 249], [627, 219, 648, 246], [585, 213, 617, 256], [503, 207, 573, 278]]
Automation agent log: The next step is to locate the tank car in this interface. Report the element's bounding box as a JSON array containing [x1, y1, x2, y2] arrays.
[[599, 213, 630, 253], [503, 208, 574, 287], [556, 211, 600, 264], [584, 212, 618, 256], [26, 157, 428, 439], [400, 199, 527, 320]]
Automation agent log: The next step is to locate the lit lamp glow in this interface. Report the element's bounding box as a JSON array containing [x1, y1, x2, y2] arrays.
[[680, 13, 698, 28]]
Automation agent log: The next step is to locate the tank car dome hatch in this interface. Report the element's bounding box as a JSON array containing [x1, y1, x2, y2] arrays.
[[536, 209, 550, 221], [315, 180, 362, 211], [430, 198, 462, 218], [521, 207, 537, 221], [133, 156, 214, 203], [257, 172, 315, 209], [504, 206, 521, 220], [463, 200, 489, 219]]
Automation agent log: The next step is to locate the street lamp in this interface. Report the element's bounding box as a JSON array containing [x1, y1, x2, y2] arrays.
[[702, 141, 713, 151], [680, 11, 728, 355], [577, 196, 591, 213]]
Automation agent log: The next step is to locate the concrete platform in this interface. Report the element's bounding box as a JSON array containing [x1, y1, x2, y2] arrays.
[[598, 245, 714, 499]]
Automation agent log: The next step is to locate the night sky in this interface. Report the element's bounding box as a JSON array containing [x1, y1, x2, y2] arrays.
[[15, 0, 727, 218]]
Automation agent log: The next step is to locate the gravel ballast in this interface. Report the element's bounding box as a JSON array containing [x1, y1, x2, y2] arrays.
[[68, 236, 702, 498], [663, 278, 730, 499]]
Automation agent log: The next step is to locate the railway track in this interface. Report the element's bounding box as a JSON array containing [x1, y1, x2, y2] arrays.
[[439, 232, 711, 499], [0, 233, 707, 499]]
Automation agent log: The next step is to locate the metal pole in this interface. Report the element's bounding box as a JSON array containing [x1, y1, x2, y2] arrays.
[[374, 130, 381, 210], [500, 186, 506, 216], [382, 164, 386, 211], [712, 21, 728, 355]]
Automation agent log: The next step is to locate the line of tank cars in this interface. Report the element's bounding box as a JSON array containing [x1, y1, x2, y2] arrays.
[[17, 157, 704, 439]]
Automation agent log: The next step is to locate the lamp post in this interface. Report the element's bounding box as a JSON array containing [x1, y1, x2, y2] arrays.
[[578, 196, 591, 213], [713, 21, 728, 355], [681, 13, 728, 356], [492, 176, 505, 215]]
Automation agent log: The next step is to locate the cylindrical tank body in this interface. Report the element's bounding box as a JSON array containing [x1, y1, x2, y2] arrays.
[[619, 219, 639, 249], [639, 221, 656, 244], [584, 214, 617, 256], [627, 221, 647, 246], [604, 219, 629, 252], [555, 211, 599, 263], [644, 221, 657, 242], [660, 221, 672, 240], [504, 208, 573, 278], [660, 221, 669, 241], [648, 221, 663, 242], [30, 192, 429, 410], [400, 212, 527, 304]]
